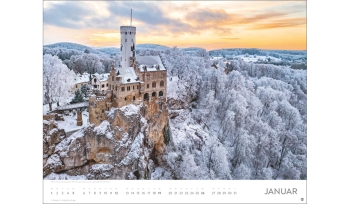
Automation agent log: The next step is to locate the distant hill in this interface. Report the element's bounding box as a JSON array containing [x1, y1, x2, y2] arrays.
[[96, 44, 171, 55], [180, 47, 206, 52], [136, 44, 170, 50], [96, 47, 120, 55], [44, 42, 106, 55]]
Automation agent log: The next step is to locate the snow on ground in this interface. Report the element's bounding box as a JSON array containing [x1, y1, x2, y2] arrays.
[[94, 120, 113, 139], [43, 103, 59, 115], [44, 173, 87, 180], [234, 55, 282, 63], [119, 104, 140, 116], [55, 109, 89, 132]]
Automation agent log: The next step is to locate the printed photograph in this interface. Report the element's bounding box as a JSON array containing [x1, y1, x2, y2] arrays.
[[43, 1, 306, 180]]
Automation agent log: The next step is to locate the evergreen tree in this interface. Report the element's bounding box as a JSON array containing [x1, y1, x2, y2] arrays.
[[71, 89, 84, 104], [80, 84, 90, 98]]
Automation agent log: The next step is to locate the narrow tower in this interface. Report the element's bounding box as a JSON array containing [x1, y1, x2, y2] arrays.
[[120, 25, 136, 68]]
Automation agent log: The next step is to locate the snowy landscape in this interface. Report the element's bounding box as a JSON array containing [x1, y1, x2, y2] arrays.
[[43, 42, 306, 180]]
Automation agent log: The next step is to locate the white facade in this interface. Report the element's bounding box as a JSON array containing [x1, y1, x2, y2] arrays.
[[91, 73, 110, 94], [120, 26, 136, 68]]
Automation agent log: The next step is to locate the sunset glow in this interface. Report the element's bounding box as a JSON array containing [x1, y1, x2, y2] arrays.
[[43, 1, 306, 50]]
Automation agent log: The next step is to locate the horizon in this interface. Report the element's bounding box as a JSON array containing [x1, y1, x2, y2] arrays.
[[44, 1, 306, 51], [43, 41, 306, 52]]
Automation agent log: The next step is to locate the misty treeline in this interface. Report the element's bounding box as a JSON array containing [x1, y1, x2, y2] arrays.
[[43, 47, 119, 74], [209, 48, 306, 62], [155, 47, 306, 180]]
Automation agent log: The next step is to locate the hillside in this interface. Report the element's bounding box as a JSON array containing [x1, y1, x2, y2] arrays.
[[44, 42, 106, 55]]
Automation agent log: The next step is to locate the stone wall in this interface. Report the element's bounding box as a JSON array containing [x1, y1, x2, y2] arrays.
[[89, 95, 108, 126]]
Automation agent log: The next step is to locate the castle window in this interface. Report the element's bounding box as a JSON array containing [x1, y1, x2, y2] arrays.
[[107, 83, 108, 87], [102, 84, 105, 88], [144, 93, 149, 100], [147, 75, 150, 81], [159, 91, 163, 97], [161, 72, 166, 77], [112, 85, 114, 90], [133, 86, 134, 90], [152, 73, 156, 79], [152, 81, 156, 88], [133, 96, 135, 101], [76, 85, 78, 88], [94, 78, 97, 83], [124, 97, 127, 101], [112, 76, 114, 81], [115, 86, 117, 91], [147, 84, 149, 89], [127, 86, 130, 91], [121, 87, 125, 92], [152, 92, 156, 97], [102, 110, 104, 113], [160, 81, 164, 87]]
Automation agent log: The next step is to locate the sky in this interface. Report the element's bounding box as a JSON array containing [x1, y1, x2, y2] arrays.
[[43, 1, 306, 51]]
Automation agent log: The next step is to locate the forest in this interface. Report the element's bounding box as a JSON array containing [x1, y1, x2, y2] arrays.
[[43, 44, 306, 180]]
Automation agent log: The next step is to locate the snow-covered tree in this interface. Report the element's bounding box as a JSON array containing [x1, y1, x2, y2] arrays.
[[43, 54, 75, 111]]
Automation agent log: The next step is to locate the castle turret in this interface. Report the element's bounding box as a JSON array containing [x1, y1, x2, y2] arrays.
[[120, 26, 136, 68]]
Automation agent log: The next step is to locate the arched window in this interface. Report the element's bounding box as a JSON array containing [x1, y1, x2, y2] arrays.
[[160, 81, 164, 87], [152, 92, 156, 97], [94, 78, 97, 83], [133, 96, 135, 101], [124, 97, 127, 101], [102, 84, 105, 88], [159, 91, 163, 97], [152, 81, 156, 88], [144, 93, 149, 100]]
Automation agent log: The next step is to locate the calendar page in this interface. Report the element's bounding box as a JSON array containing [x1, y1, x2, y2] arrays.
[[43, 1, 307, 203]]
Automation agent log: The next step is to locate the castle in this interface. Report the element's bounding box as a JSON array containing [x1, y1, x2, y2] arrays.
[[88, 25, 167, 126]]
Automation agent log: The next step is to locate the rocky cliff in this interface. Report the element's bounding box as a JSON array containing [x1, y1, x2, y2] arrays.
[[43, 100, 169, 180]]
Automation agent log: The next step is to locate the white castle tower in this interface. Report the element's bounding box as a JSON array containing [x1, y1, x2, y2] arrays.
[[120, 26, 136, 68]]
